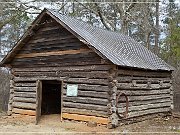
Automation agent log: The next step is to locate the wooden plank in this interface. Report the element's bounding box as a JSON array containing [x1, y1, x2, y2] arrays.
[[36, 80, 42, 125], [12, 102, 36, 109], [63, 102, 107, 112], [14, 92, 36, 98], [15, 48, 92, 58], [14, 87, 36, 92], [13, 97, 36, 103], [61, 81, 63, 121], [62, 113, 109, 124], [12, 108, 36, 116], [62, 108, 108, 117]]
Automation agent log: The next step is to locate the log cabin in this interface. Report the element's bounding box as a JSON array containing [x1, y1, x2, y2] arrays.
[[0, 8, 174, 128]]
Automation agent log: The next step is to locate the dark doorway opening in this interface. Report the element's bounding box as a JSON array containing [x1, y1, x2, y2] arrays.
[[41, 80, 61, 115]]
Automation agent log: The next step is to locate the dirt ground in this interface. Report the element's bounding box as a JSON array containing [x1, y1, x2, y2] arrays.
[[0, 112, 180, 135]]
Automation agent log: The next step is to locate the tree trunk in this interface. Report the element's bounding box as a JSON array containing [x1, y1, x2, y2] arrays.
[[154, 0, 159, 55], [146, 31, 151, 50]]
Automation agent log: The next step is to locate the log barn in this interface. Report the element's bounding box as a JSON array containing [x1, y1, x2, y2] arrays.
[[0, 8, 174, 128]]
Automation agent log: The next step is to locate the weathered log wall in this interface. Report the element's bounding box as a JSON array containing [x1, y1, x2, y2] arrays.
[[11, 65, 112, 124], [9, 80, 37, 116], [116, 67, 172, 123], [8, 17, 113, 124], [10, 18, 111, 68], [6, 16, 173, 126]]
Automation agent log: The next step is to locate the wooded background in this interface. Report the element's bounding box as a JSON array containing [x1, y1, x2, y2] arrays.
[[0, 0, 179, 112]]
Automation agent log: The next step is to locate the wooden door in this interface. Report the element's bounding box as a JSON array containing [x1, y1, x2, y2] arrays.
[[60, 81, 63, 121], [35, 80, 42, 125]]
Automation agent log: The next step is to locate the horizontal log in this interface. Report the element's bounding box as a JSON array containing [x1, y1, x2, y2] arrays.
[[12, 65, 113, 72], [13, 77, 109, 86], [117, 83, 171, 90], [117, 77, 171, 83], [13, 97, 36, 103], [118, 97, 171, 108], [118, 69, 171, 78], [14, 77, 65, 82], [117, 94, 170, 102], [117, 89, 170, 96], [14, 87, 36, 92], [117, 102, 171, 113], [37, 25, 60, 32], [126, 107, 170, 119], [12, 59, 108, 68], [63, 96, 108, 106], [34, 28, 70, 39], [63, 90, 108, 99], [28, 38, 80, 50], [29, 34, 75, 44], [62, 113, 109, 124], [22, 42, 85, 54], [63, 102, 107, 112], [34, 21, 59, 31], [64, 78, 109, 85], [12, 102, 36, 109], [17, 47, 96, 62], [62, 108, 108, 117], [11, 114, 36, 120], [15, 48, 92, 58], [12, 108, 36, 116], [14, 92, 36, 98], [64, 84, 109, 92], [13, 71, 108, 79], [14, 82, 36, 87]]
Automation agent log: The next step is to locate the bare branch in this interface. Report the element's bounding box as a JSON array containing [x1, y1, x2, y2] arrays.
[[74, 0, 116, 30], [93, 1, 111, 30]]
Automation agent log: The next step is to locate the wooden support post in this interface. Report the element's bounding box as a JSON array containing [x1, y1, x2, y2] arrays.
[[8, 79, 14, 115], [107, 66, 118, 128]]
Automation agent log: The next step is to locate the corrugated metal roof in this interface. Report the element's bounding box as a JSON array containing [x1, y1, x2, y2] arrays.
[[48, 9, 173, 71]]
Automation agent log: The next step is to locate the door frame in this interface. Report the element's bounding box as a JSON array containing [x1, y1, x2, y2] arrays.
[[35, 80, 42, 125], [35, 79, 63, 124]]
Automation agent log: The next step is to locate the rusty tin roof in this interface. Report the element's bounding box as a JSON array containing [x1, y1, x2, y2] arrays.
[[1, 8, 174, 71]]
